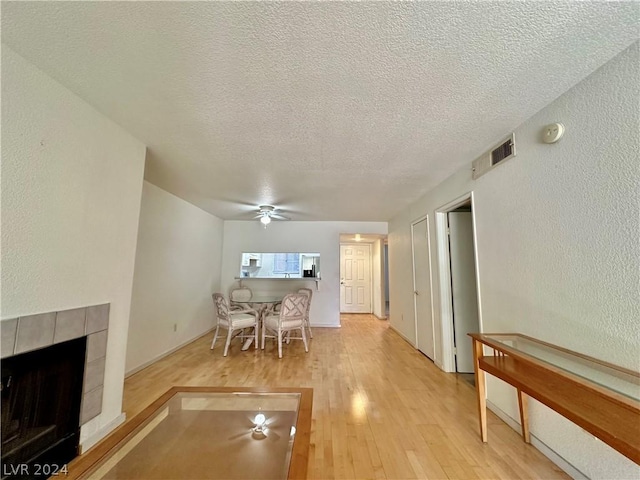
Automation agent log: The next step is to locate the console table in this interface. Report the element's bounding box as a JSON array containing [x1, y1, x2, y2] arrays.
[[469, 333, 640, 464]]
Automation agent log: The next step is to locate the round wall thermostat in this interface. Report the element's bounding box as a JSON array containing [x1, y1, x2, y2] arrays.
[[542, 123, 565, 144]]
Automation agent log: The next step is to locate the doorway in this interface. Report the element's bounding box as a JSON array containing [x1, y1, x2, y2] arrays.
[[435, 193, 482, 373], [339, 243, 372, 313], [411, 216, 435, 360]]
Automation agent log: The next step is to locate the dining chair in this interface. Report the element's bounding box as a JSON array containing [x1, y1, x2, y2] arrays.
[[229, 286, 253, 311], [261, 293, 309, 358], [297, 288, 313, 339], [211, 293, 259, 356]]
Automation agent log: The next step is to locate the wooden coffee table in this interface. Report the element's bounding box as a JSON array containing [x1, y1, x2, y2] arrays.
[[66, 387, 313, 479]]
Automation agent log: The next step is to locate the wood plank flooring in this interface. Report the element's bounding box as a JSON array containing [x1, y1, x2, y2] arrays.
[[123, 314, 570, 479]]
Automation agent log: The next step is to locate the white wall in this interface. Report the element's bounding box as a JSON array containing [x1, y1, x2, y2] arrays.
[[1, 46, 146, 446], [125, 182, 224, 374], [388, 42, 640, 478], [221, 222, 388, 327]]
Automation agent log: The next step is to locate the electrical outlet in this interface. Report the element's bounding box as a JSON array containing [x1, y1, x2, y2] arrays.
[[173, 323, 177, 332]]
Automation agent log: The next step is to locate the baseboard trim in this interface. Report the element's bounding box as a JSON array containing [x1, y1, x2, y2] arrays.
[[388, 324, 415, 347], [388, 324, 446, 370], [486, 400, 586, 480], [79, 412, 126, 454], [125, 328, 214, 378]]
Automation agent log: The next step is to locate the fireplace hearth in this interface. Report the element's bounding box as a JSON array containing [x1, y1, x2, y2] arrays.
[[0, 303, 110, 479]]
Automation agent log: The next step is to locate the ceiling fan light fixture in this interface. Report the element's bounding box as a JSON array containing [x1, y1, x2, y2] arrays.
[[255, 205, 289, 225]]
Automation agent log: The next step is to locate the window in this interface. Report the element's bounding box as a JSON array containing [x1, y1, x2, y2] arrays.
[[273, 253, 301, 274]]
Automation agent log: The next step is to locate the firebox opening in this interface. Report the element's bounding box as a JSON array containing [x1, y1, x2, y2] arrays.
[[2, 336, 86, 479]]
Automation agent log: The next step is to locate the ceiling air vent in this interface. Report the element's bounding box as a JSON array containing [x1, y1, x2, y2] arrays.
[[472, 133, 516, 180]]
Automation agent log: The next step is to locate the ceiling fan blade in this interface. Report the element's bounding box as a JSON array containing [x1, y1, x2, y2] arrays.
[[271, 213, 290, 220]]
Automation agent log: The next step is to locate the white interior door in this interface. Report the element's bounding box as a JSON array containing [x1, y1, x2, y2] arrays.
[[448, 211, 480, 373], [340, 244, 371, 313], [412, 218, 434, 360]]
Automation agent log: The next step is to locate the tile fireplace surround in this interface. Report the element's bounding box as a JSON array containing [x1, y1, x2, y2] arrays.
[[1, 303, 110, 426]]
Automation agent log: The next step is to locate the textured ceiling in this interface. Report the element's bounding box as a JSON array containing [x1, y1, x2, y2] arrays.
[[2, 2, 638, 221]]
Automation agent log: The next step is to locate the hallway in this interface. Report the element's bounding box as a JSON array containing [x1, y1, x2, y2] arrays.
[[123, 314, 568, 479]]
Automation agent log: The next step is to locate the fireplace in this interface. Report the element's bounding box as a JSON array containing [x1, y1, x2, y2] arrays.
[[0, 304, 110, 479], [1, 338, 86, 478]]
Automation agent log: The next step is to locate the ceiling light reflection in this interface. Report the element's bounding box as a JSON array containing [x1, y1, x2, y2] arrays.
[[351, 392, 367, 422], [253, 413, 266, 433]]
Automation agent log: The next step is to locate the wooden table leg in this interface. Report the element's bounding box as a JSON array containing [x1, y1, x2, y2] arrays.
[[517, 388, 530, 443], [473, 338, 488, 442]]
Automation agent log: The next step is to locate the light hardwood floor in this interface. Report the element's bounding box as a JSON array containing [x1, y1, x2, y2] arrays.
[[123, 314, 570, 479]]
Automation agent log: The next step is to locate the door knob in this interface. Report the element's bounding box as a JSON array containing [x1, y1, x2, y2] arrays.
[[414, 290, 419, 295]]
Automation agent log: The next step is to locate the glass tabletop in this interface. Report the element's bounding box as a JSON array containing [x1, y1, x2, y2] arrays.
[[78, 388, 312, 480], [482, 334, 640, 402], [244, 296, 283, 304]]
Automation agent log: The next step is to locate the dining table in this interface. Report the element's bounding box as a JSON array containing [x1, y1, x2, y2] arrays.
[[239, 295, 283, 351]]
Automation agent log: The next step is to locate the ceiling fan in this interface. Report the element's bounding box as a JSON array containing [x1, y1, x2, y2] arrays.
[[254, 205, 290, 226]]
